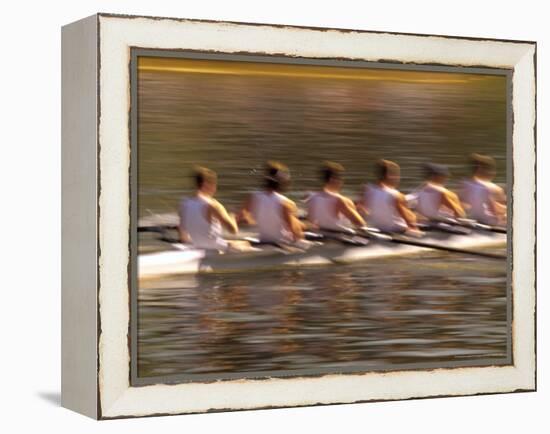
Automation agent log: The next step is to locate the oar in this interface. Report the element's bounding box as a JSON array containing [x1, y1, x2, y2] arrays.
[[434, 217, 507, 234], [417, 221, 472, 235], [311, 231, 370, 247], [380, 233, 506, 260], [322, 227, 506, 260]]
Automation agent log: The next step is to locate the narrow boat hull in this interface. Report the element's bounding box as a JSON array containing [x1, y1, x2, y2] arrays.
[[138, 230, 506, 280]]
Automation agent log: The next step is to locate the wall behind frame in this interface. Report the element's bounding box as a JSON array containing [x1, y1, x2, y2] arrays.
[[61, 14, 99, 419]]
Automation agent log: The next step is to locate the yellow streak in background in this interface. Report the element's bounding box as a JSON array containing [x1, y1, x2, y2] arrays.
[[138, 57, 500, 84]]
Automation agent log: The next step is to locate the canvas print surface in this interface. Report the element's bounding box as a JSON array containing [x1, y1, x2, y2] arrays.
[[134, 54, 509, 384]]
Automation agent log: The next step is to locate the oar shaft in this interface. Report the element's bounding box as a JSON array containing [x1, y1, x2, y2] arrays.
[[319, 227, 505, 259], [351, 228, 505, 259], [436, 217, 507, 234], [388, 235, 506, 259], [474, 223, 507, 234]]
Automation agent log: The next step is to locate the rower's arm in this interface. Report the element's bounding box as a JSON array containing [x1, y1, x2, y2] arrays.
[[210, 200, 238, 234], [396, 193, 417, 229], [441, 190, 466, 218], [489, 186, 507, 222], [495, 186, 507, 218], [355, 186, 369, 216], [282, 199, 304, 241], [338, 196, 366, 227], [494, 185, 507, 204], [237, 194, 256, 225]]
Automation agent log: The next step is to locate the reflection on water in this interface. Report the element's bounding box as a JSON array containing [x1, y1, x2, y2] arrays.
[[138, 251, 508, 379], [137, 60, 509, 380]]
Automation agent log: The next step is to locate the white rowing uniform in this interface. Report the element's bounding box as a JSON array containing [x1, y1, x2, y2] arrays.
[[251, 191, 293, 243], [461, 178, 500, 225], [413, 182, 453, 220], [179, 195, 228, 251], [363, 184, 407, 232], [307, 191, 350, 230]]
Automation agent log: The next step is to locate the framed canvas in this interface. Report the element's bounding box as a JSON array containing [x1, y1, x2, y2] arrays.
[[61, 13, 536, 419]]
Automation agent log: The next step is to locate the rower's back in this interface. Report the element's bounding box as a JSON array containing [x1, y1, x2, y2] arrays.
[[416, 183, 448, 219], [251, 191, 292, 243], [364, 184, 407, 232], [180, 195, 228, 250], [461, 178, 497, 224], [307, 191, 349, 230], [461, 154, 503, 225]]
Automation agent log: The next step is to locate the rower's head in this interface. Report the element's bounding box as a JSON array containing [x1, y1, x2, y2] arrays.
[[321, 161, 345, 191], [424, 163, 450, 185], [470, 153, 496, 180], [194, 166, 217, 196], [375, 159, 400, 187], [264, 161, 290, 192]]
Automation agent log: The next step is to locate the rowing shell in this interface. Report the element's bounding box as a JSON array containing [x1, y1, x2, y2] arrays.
[[138, 228, 506, 280]]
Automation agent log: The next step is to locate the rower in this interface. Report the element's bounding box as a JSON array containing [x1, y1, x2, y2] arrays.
[[358, 159, 420, 235], [239, 161, 304, 244], [409, 163, 465, 221], [460, 153, 507, 225], [306, 161, 366, 231], [178, 167, 247, 251]]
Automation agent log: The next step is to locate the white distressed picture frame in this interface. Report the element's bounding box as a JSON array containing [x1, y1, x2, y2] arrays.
[[61, 13, 536, 419]]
